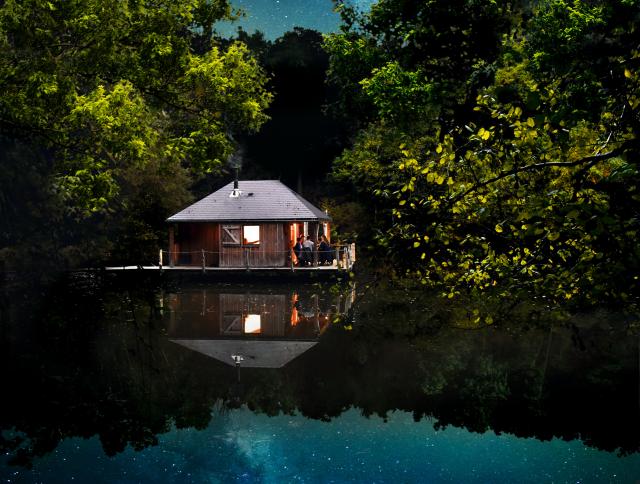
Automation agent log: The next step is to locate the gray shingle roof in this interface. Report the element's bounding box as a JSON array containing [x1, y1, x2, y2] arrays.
[[167, 180, 331, 222]]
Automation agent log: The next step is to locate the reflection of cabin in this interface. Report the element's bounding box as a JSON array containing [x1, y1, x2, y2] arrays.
[[165, 288, 352, 368], [166, 290, 340, 341], [166, 180, 332, 268]]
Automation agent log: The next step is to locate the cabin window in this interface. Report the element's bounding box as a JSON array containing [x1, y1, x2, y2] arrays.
[[243, 225, 260, 246], [222, 314, 243, 335], [222, 225, 241, 246]]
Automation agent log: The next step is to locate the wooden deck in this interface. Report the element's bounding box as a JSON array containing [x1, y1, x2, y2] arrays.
[[103, 243, 355, 278], [104, 265, 345, 272], [101, 264, 352, 281]]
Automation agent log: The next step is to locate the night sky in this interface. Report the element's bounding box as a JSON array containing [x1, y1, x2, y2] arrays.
[[216, 0, 376, 40]]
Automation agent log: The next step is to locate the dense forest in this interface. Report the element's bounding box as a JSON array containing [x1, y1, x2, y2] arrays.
[[1, 0, 639, 312], [0, 0, 275, 270], [324, 0, 640, 312]]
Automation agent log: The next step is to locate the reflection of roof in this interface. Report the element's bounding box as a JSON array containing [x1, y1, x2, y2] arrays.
[[170, 339, 317, 368], [166, 180, 331, 222]]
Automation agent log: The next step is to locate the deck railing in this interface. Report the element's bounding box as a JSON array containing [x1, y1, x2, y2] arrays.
[[158, 244, 356, 272]]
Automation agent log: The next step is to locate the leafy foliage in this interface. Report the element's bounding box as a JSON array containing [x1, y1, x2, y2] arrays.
[[0, 0, 272, 267], [326, 0, 640, 311]]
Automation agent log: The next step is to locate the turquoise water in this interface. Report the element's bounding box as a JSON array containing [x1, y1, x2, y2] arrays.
[[6, 409, 639, 483]]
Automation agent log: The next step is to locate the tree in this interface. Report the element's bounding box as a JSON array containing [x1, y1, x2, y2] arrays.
[[324, 0, 517, 264], [0, 0, 272, 267], [230, 27, 350, 192], [326, 0, 640, 311]]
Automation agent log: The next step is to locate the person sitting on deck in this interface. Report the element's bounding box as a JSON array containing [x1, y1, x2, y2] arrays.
[[301, 235, 315, 266], [293, 236, 303, 265], [318, 235, 333, 265]]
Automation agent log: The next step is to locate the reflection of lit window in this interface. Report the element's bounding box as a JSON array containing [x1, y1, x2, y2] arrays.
[[291, 293, 299, 326], [244, 314, 261, 333], [243, 225, 260, 245]]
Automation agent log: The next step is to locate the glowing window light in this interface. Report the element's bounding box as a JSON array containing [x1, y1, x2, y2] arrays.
[[243, 225, 260, 245], [244, 314, 261, 334]]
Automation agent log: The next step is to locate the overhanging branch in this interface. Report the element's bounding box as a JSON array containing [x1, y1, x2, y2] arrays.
[[447, 142, 630, 206]]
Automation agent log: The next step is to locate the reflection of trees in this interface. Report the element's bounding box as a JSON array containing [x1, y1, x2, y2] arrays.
[[0, 277, 346, 466], [2, 276, 217, 466], [1, 276, 638, 468], [286, 287, 640, 455]]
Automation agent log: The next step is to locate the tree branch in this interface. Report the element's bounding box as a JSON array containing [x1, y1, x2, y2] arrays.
[[447, 143, 630, 206]]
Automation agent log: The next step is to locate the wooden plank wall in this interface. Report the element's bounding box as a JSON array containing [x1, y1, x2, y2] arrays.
[[220, 223, 287, 267], [172, 222, 328, 267], [168, 288, 221, 338], [173, 223, 219, 266]]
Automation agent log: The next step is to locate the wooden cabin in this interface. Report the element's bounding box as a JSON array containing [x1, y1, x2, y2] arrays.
[[166, 180, 332, 268]]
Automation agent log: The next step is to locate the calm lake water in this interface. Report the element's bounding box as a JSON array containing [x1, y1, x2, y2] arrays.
[[1, 273, 639, 483]]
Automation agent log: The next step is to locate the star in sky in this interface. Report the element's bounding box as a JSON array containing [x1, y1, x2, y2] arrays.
[[217, 0, 376, 40]]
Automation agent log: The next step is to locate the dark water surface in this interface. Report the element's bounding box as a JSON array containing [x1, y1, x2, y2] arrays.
[[1, 274, 639, 483]]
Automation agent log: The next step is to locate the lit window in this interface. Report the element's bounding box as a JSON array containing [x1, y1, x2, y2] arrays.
[[244, 314, 261, 334], [243, 225, 260, 245]]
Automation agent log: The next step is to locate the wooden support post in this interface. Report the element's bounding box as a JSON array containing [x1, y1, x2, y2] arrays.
[[202, 249, 206, 273], [159, 249, 163, 270], [245, 247, 249, 270], [291, 248, 295, 271]]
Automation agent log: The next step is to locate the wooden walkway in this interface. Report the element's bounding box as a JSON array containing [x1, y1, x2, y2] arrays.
[[104, 265, 346, 272], [101, 264, 352, 281], [104, 243, 355, 277]]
